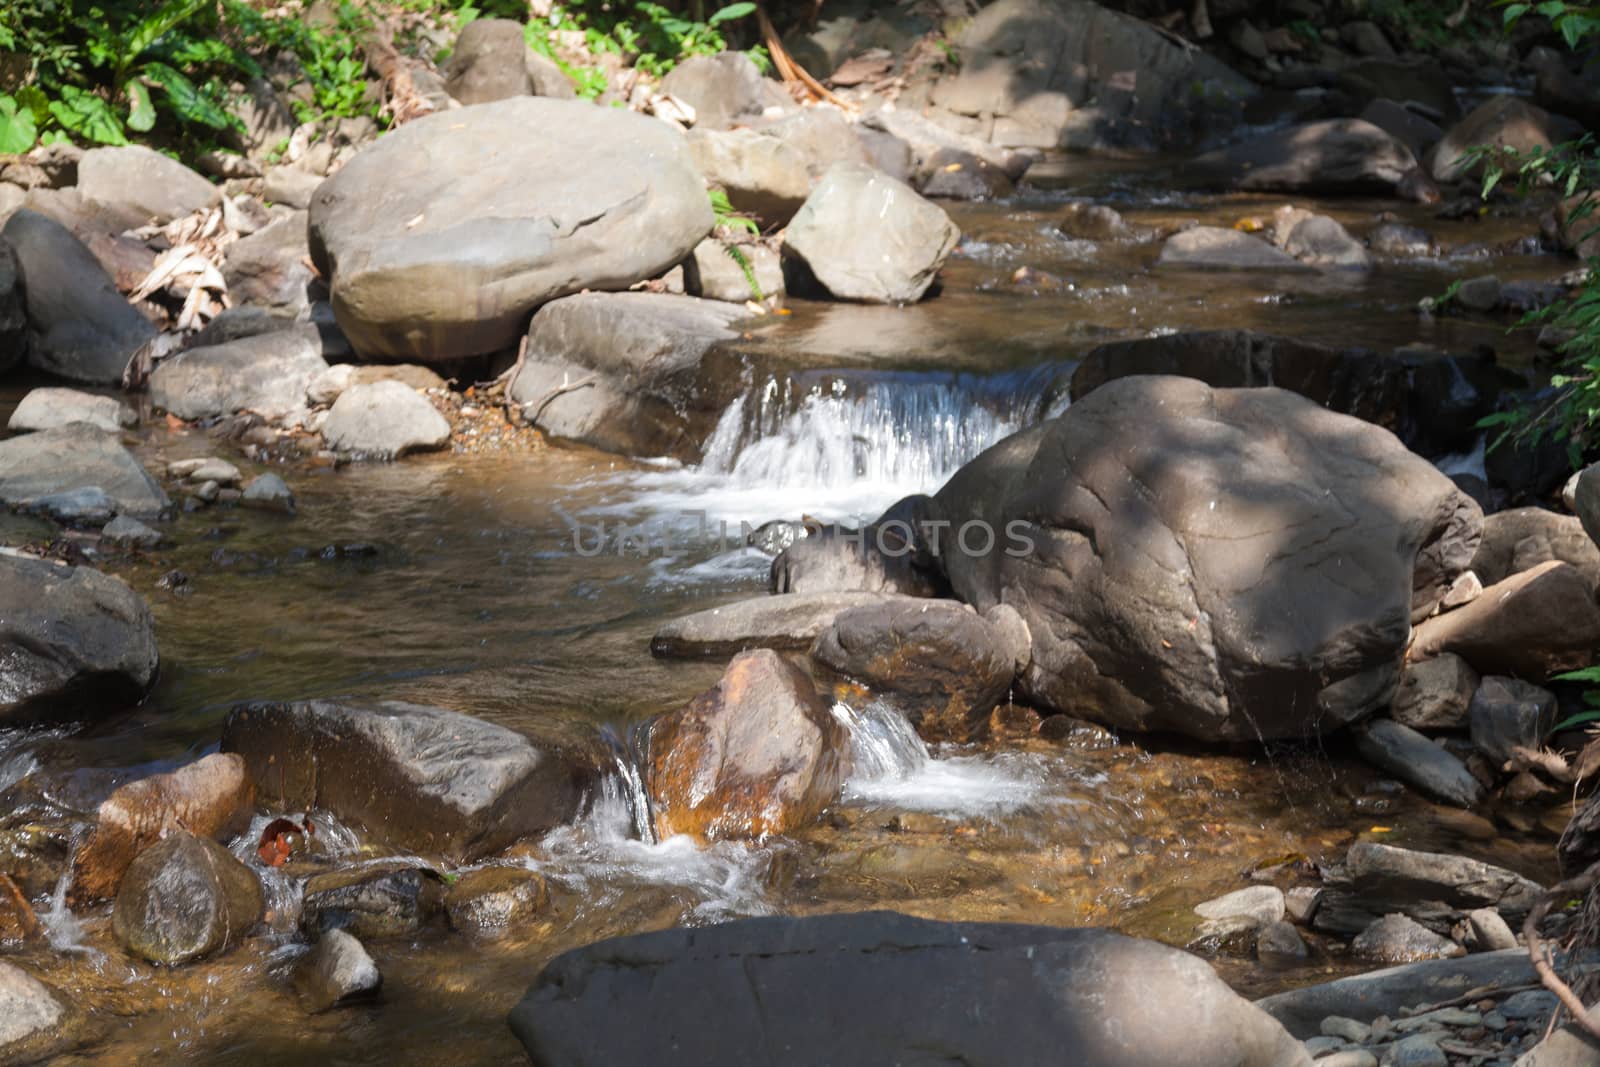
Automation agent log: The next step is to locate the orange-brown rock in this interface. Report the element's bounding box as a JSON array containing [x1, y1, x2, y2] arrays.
[[0, 874, 41, 945], [1409, 561, 1600, 678], [646, 649, 847, 842], [68, 752, 255, 906]]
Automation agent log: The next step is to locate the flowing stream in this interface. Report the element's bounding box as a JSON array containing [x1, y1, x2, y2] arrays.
[[0, 168, 1569, 1064]]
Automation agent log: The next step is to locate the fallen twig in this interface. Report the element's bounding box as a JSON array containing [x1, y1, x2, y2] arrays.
[[1523, 859, 1600, 1043], [756, 4, 852, 110]]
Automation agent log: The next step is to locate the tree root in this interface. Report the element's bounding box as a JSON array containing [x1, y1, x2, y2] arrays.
[[1524, 858, 1600, 1043]]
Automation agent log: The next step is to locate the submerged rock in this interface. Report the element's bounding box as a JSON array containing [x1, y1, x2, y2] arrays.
[[782, 162, 959, 304], [508, 292, 751, 463], [70, 752, 255, 905], [651, 591, 926, 658], [112, 830, 264, 965], [308, 97, 711, 361], [148, 324, 327, 422], [295, 928, 382, 1013], [302, 863, 443, 940], [7, 387, 135, 434], [241, 473, 295, 514], [810, 598, 1021, 741], [1156, 226, 1313, 271], [0, 553, 159, 725], [0, 874, 41, 946], [320, 381, 451, 459], [4, 208, 157, 383], [221, 700, 590, 862], [646, 649, 847, 841], [509, 911, 1311, 1066], [928, 376, 1480, 742], [444, 867, 549, 938], [0, 963, 78, 1063]]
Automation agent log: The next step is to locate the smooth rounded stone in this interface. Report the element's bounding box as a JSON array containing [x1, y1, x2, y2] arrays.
[[507, 292, 751, 462], [241, 473, 295, 515], [1470, 507, 1600, 586], [69, 753, 255, 905], [810, 598, 1017, 741], [0, 421, 166, 518], [443, 866, 549, 937], [1156, 226, 1314, 271], [510, 912, 1312, 1067], [223, 210, 314, 314], [929, 377, 1481, 742], [1352, 914, 1465, 964], [1355, 719, 1484, 808], [320, 381, 451, 460], [1191, 119, 1420, 197], [658, 51, 773, 131], [682, 239, 785, 304], [1410, 561, 1600, 679], [149, 324, 327, 422], [295, 928, 381, 1013], [782, 162, 959, 304], [1386, 1034, 1447, 1067], [1466, 908, 1518, 952], [443, 18, 536, 105], [1259, 949, 1556, 1037], [2, 208, 157, 383], [221, 699, 591, 862], [112, 830, 263, 965], [100, 515, 162, 548], [916, 147, 1014, 201], [646, 649, 846, 841], [1071, 330, 1409, 435], [1391, 654, 1478, 732], [651, 591, 929, 658], [1469, 677, 1557, 767], [1323, 1016, 1373, 1043], [1428, 97, 1575, 185], [1196, 885, 1286, 928], [0, 962, 77, 1063], [1346, 840, 1543, 919], [1359, 100, 1444, 159], [302, 863, 444, 940], [1058, 202, 1132, 241], [307, 362, 448, 407], [309, 97, 712, 362], [1576, 465, 1600, 548], [687, 127, 811, 225], [1275, 210, 1371, 270], [1257, 920, 1309, 964], [1319, 1052, 1378, 1067], [0, 552, 159, 725], [7, 387, 135, 433], [1368, 220, 1435, 258], [77, 145, 218, 226], [1455, 275, 1503, 313], [174, 458, 243, 485]]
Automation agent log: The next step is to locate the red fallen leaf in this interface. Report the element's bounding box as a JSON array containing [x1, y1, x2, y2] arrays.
[[255, 817, 309, 867]]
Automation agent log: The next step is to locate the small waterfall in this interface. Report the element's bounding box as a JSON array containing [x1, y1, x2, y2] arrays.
[[40, 839, 96, 957]]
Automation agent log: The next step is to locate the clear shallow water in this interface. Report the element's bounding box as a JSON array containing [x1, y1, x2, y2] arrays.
[[0, 169, 1572, 1064]]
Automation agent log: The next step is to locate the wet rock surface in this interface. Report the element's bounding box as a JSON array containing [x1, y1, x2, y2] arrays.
[[652, 591, 928, 657], [510, 911, 1311, 1067], [302, 863, 444, 940], [111, 830, 264, 965], [295, 928, 382, 1013]]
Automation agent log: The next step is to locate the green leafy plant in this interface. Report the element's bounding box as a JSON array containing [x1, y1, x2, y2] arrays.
[[1501, 0, 1600, 46], [708, 188, 764, 300], [523, 0, 761, 99], [1550, 667, 1600, 733]]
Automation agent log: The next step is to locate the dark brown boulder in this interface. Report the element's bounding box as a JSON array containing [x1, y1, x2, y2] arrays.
[[1409, 561, 1600, 679], [221, 700, 592, 862], [1469, 507, 1600, 586], [646, 649, 847, 841]]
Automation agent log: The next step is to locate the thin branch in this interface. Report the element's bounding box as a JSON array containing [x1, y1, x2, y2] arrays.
[[1523, 859, 1600, 1044]]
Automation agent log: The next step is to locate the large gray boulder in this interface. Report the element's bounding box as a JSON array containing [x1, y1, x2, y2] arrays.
[[0, 421, 168, 516], [320, 380, 451, 459], [7, 387, 135, 434], [782, 163, 959, 304], [510, 911, 1312, 1067], [0, 553, 159, 723], [443, 18, 535, 105], [926, 376, 1481, 742], [148, 324, 327, 421], [1191, 119, 1420, 197], [2, 209, 156, 384], [687, 128, 811, 225], [507, 291, 750, 461], [220, 700, 594, 861], [308, 97, 712, 362], [1410, 561, 1600, 678], [917, 0, 1256, 152], [77, 145, 219, 226], [1469, 506, 1600, 586]]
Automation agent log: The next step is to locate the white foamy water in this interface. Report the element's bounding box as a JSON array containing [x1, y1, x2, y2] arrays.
[[834, 701, 1060, 818]]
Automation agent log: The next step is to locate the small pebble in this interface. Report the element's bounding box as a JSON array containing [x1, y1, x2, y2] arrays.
[[1322, 1016, 1372, 1043], [1305, 1035, 1347, 1055]]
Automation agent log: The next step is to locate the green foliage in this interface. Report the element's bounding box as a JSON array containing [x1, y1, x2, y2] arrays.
[[1369, 0, 1494, 47], [706, 188, 763, 300], [1501, 0, 1600, 47], [523, 0, 761, 99], [1551, 667, 1600, 733]]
